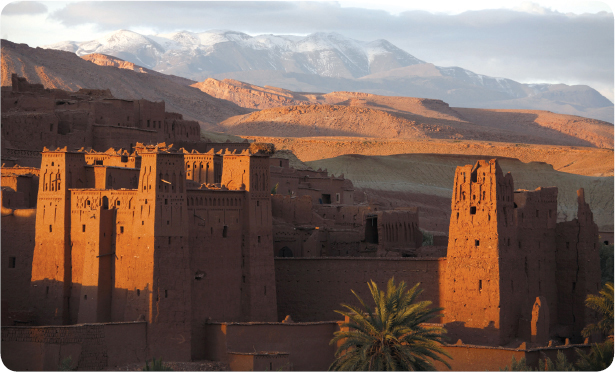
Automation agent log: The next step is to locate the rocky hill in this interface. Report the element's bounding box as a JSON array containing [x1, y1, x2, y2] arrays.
[[43, 29, 614, 123], [207, 82, 613, 149], [1, 40, 249, 125]]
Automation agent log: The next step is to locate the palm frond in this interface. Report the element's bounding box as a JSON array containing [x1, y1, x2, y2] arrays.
[[329, 278, 452, 371]]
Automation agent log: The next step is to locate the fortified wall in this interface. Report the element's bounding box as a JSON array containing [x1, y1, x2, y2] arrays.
[[8, 142, 278, 361], [1, 149, 603, 369]]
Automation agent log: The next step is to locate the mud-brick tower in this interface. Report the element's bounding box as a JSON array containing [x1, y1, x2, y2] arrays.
[[31, 147, 88, 325], [444, 159, 520, 346], [130, 143, 191, 360], [222, 147, 277, 321], [555, 189, 601, 341]]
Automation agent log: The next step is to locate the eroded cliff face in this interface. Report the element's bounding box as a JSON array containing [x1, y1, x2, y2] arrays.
[[81, 54, 148, 73]]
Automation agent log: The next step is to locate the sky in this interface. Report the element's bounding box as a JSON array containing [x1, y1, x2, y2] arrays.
[[1, 1, 614, 101]]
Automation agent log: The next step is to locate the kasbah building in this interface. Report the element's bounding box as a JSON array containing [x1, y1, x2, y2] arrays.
[[0, 76, 603, 370]]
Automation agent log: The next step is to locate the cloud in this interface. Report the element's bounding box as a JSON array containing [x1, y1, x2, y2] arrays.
[[43, 1, 615, 100], [2, 1, 48, 16]]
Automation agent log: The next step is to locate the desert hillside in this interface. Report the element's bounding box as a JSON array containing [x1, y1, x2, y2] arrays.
[[244, 136, 614, 177], [202, 79, 613, 148], [306, 153, 614, 233], [1, 40, 249, 125]]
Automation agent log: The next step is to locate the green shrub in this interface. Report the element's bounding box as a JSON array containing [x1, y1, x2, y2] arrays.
[[143, 358, 173, 371]]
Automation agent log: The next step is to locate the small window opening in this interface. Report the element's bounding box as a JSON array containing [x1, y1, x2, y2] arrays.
[[257, 236, 261, 243], [242, 275, 246, 283], [8, 257, 16, 268], [137, 289, 140, 296], [471, 172, 477, 182], [165, 290, 168, 298], [84, 295, 87, 300], [82, 224, 86, 232], [49, 225, 52, 232], [470, 206, 476, 215], [95, 160, 103, 165], [536, 210, 539, 217], [256, 201, 260, 207], [120, 226, 124, 233], [475, 239, 480, 247], [479, 280, 482, 291], [223, 226, 228, 238], [87, 200, 91, 206], [264, 286, 267, 295], [46, 286, 49, 296], [165, 199, 168, 205]]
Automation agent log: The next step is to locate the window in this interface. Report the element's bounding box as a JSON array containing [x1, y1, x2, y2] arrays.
[[82, 224, 86, 232], [479, 280, 482, 291], [536, 210, 539, 217], [50, 124, 54, 132], [475, 240, 480, 247], [8, 257, 16, 268], [336, 193, 341, 203], [470, 206, 476, 215], [256, 201, 260, 207], [137, 289, 140, 296], [165, 290, 168, 298], [120, 226, 124, 233], [223, 226, 228, 238], [258, 236, 261, 243], [49, 225, 52, 232]]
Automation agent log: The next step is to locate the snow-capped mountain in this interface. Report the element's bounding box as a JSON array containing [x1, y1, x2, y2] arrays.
[[44, 29, 424, 80], [43, 29, 614, 122]]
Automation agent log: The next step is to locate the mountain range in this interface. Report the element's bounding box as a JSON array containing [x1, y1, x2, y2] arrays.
[[43, 30, 614, 123]]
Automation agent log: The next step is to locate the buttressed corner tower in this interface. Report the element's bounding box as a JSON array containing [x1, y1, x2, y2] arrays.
[[29, 143, 278, 360], [444, 159, 600, 346]]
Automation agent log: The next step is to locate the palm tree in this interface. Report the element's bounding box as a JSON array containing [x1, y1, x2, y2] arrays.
[[582, 282, 614, 338], [329, 278, 452, 371]]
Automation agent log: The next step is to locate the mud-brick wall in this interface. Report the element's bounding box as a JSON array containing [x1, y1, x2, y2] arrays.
[[1, 208, 36, 322], [275, 257, 447, 322], [91, 125, 158, 152], [1, 322, 147, 371], [204, 322, 339, 371]]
